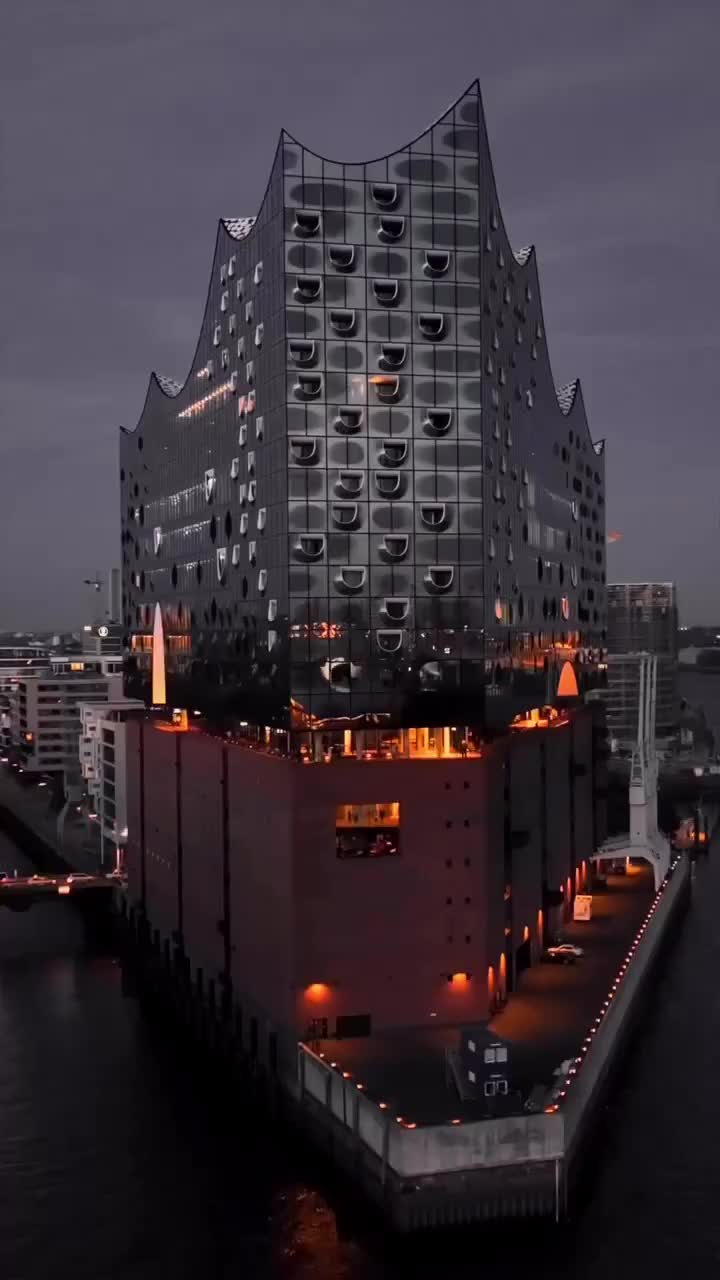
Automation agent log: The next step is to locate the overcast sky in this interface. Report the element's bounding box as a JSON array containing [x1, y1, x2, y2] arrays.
[[1, 0, 718, 628]]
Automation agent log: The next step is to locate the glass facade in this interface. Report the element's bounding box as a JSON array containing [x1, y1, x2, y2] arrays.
[[120, 82, 606, 732]]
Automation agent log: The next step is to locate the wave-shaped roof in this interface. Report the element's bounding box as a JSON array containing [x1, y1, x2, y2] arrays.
[[155, 374, 183, 398], [221, 217, 256, 240], [556, 379, 580, 415]]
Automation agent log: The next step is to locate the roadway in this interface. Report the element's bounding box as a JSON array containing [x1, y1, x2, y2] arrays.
[[0, 870, 122, 907]]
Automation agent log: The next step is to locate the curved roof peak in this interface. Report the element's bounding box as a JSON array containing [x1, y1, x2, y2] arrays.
[[280, 79, 483, 167], [222, 216, 256, 241], [513, 245, 534, 266], [556, 379, 580, 415], [155, 374, 183, 398]]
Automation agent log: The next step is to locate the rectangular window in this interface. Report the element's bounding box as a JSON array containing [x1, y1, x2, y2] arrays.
[[336, 802, 400, 859]]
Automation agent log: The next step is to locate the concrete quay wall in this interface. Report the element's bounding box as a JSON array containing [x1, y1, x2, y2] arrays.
[[115, 854, 691, 1231], [562, 854, 691, 1170]]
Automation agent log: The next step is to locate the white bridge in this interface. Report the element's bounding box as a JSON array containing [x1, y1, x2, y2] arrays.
[[592, 654, 670, 890]]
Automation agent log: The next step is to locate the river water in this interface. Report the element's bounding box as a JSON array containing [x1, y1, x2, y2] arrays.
[[1, 673, 720, 1278]]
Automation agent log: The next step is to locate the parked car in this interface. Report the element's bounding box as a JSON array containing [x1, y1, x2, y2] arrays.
[[543, 943, 584, 964]]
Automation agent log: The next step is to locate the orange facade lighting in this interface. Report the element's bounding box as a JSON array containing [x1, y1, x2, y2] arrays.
[[305, 983, 330, 1003], [557, 660, 579, 699], [449, 972, 470, 988], [522, 925, 531, 943]]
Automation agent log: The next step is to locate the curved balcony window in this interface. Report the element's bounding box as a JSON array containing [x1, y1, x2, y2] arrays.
[[258, 569, 267, 593], [230, 457, 240, 479], [267, 599, 278, 622], [329, 308, 356, 335], [296, 534, 325, 562], [228, 256, 236, 278], [379, 343, 406, 370], [333, 406, 363, 435], [375, 471, 402, 498], [377, 215, 405, 241], [213, 325, 221, 347], [377, 630, 404, 654], [288, 339, 316, 365], [249, 541, 257, 565], [256, 416, 264, 441], [370, 374, 400, 402], [220, 291, 229, 312], [420, 503, 447, 529], [336, 566, 366, 594], [247, 389, 256, 413], [383, 597, 410, 622], [289, 437, 318, 465], [371, 182, 398, 208], [424, 250, 450, 276], [294, 373, 323, 400], [153, 526, 162, 555], [294, 275, 322, 302], [328, 244, 355, 271], [239, 513, 249, 535], [379, 439, 407, 466], [336, 470, 365, 496], [238, 423, 247, 447], [216, 547, 228, 582], [204, 468, 216, 502], [293, 209, 321, 237], [230, 371, 239, 393], [248, 481, 257, 503], [425, 565, 454, 593], [372, 279, 399, 307], [231, 544, 241, 567], [257, 508, 267, 532], [422, 409, 452, 436], [418, 313, 445, 340], [331, 502, 360, 529], [253, 261, 263, 286], [380, 534, 409, 561]]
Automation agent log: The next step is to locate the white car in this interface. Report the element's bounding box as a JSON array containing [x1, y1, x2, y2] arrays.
[[545, 943, 584, 964]]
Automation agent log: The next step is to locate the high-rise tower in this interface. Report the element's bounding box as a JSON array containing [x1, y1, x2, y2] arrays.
[[120, 82, 606, 736]]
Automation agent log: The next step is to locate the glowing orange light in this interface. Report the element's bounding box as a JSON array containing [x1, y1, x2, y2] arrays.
[[450, 972, 470, 988], [305, 983, 330, 1003], [566, 876, 573, 900], [522, 925, 530, 943], [557, 660, 579, 698], [607, 530, 623, 543], [451, 1118, 462, 1125], [537, 908, 544, 938], [378, 1102, 388, 1110]]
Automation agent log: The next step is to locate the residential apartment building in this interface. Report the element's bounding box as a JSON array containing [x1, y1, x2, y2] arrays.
[[11, 657, 124, 777], [79, 698, 145, 866]]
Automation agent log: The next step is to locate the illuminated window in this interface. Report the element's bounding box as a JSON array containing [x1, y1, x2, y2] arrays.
[[336, 802, 400, 860]]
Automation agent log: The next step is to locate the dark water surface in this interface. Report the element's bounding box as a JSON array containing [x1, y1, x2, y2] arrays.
[[1, 673, 720, 1278]]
